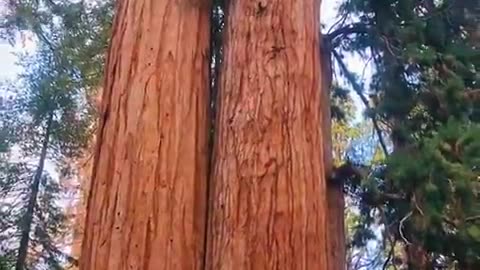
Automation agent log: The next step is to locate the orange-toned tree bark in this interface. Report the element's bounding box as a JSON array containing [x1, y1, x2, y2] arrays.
[[69, 141, 95, 268], [79, 0, 211, 269], [205, 0, 330, 269]]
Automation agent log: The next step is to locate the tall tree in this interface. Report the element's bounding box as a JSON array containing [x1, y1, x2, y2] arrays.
[[205, 0, 330, 268], [327, 0, 480, 268], [1, 1, 113, 269], [79, 0, 212, 269], [0, 42, 91, 269]]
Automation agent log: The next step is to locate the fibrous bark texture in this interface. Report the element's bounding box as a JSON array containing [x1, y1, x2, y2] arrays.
[[205, 0, 329, 269], [79, 0, 211, 269]]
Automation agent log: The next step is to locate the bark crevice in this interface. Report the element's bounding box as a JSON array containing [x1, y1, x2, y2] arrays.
[[202, 1, 226, 268]]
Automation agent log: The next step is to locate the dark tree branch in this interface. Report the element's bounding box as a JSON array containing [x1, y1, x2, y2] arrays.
[[382, 245, 394, 270], [329, 161, 367, 184], [326, 9, 349, 36], [379, 207, 398, 270], [466, 215, 480, 222], [332, 49, 390, 156], [326, 23, 370, 45], [442, 217, 458, 228], [382, 193, 405, 201], [464, 89, 480, 101]]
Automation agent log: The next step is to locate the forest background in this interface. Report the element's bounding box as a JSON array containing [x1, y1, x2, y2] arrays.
[[0, 0, 479, 269]]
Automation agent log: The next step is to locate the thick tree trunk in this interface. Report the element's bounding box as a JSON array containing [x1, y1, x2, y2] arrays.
[[15, 113, 53, 270], [79, 0, 211, 269], [205, 0, 329, 269]]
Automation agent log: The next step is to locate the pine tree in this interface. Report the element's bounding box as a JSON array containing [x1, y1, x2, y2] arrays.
[[0, 43, 92, 269], [1, 1, 112, 269]]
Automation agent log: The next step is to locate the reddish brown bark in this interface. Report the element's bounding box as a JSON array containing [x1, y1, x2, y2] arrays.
[[322, 39, 346, 270], [69, 141, 95, 268], [69, 88, 102, 269], [79, 0, 211, 269], [205, 0, 329, 269], [407, 242, 429, 270], [326, 185, 345, 270]]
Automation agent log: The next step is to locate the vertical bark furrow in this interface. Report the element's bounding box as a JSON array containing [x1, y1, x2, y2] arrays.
[[80, 0, 211, 269], [206, 0, 329, 269]]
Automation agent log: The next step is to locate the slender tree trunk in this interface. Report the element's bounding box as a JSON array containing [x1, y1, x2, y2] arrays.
[[321, 39, 346, 270], [15, 113, 53, 270], [326, 184, 345, 270], [79, 0, 211, 269], [205, 0, 330, 268]]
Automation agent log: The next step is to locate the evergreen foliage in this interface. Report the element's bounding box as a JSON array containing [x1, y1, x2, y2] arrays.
[[0, 0, 112, 269], [327, 0, 480, 268]]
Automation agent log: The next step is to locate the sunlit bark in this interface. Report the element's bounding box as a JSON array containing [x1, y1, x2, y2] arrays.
[[205, 0, 330, 268], [79, 0, 211, 269]]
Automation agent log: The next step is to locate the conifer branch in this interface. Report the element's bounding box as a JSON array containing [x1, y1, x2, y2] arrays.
[[326, 23, 370, 45], [332, 49, 390, 157]]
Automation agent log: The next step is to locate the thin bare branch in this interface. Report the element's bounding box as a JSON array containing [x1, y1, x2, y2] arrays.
[[399, 211, 413, 245], [326, 23, 370, 45], [332, 49, 390, 156]]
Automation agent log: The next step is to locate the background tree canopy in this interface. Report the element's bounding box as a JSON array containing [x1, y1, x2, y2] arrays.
[[0, 0, 478, 269]]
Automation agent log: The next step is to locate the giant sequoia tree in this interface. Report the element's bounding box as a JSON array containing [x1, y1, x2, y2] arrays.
[[79, 0, 335, 269], [205, 0, 330, 268], [2, 0, 478, 269], [79, 0, 212, 269]]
